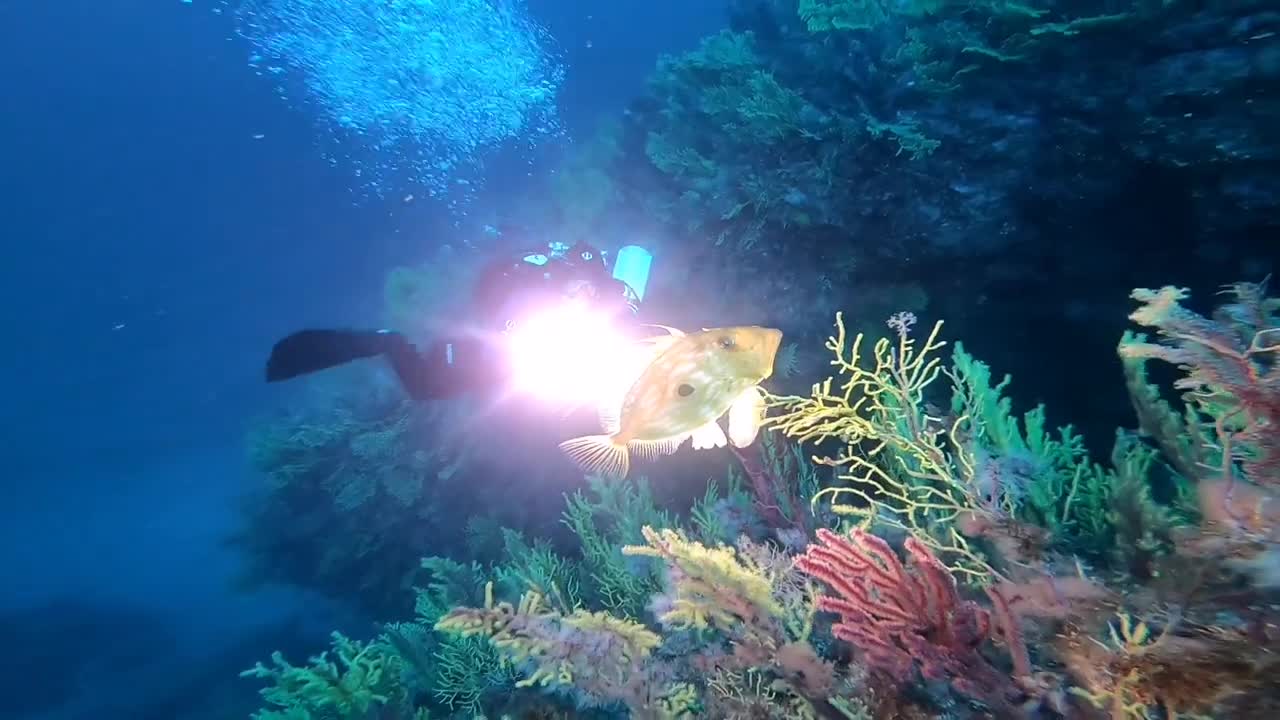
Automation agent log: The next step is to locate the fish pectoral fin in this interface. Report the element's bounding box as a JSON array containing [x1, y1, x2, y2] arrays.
[[727, 386, 766, 448], [559, 435, 630, 478], [629, 434, 687, 460], [690, 420, 728, 450]]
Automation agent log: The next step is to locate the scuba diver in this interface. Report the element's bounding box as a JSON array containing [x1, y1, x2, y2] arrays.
[[264, 240, 649, 401]]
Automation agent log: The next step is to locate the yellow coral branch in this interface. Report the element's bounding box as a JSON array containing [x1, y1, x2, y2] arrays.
[[765, 313, 998, 581]]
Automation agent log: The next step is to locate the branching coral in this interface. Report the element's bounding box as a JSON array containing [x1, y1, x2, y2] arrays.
[[434, 583, 681, 718], [764, 313, 1000, 580], [242, 632, 411, 720], [562, 476, 671, 618], [796, 0, 1139, 90], [622, 526, 867, 720], [494, 527, 584, 613], [765, 308, 1185, 588], [688, 470, 762, 546], [398, 556, 517, 714], [430, 520, 865, 718], [947, 340, 1118, 556], [242, 276, 1280, 720], [797, 0, 899, 33], [1117, 281, 1280, 608], [1100, 431, 1183, 579], [1059, 611, 1280, 719], [795, 528, 1025, 712], [639, 30, 863, 254], [623, 526, 783, 636], [725, 432, 820, 538], [1119, 282, 1280, 489], [238, 371, 473, 616]]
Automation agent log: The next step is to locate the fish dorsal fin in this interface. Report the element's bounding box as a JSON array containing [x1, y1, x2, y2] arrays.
[[690, 420, 728, 450], [634, 324, 686, 357], [728, 385, 766, 448], [639, 323, 685, 337], [640, 336, 680, 358]]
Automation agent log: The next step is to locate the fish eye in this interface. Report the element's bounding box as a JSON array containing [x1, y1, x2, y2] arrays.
[[677, 383, 695, 397], [717, 336, 737, 350]]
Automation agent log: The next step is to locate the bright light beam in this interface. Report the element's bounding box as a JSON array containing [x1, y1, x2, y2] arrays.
[[505, 300, 650, 410]]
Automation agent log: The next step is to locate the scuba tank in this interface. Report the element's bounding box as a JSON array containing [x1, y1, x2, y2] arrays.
[[611, 245, 653, 303]]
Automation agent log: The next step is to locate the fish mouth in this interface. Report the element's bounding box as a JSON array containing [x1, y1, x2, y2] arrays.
[[762, 328, 783, 358]]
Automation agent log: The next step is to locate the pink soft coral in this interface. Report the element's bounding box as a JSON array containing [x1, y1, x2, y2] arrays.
[[1120, 281, 1280, 488]]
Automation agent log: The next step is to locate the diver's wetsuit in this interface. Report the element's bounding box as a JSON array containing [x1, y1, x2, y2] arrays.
[[265, 244, 637, 401]]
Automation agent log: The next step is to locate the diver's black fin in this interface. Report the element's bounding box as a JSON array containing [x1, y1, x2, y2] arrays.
[[265, 329, 403, 382]]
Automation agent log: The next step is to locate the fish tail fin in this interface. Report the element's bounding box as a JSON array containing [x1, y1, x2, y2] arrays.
[[558, 434, 630, 478]]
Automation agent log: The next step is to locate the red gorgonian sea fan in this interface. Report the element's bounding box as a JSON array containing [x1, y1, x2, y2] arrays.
[[795, 528, 1018, 707]]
